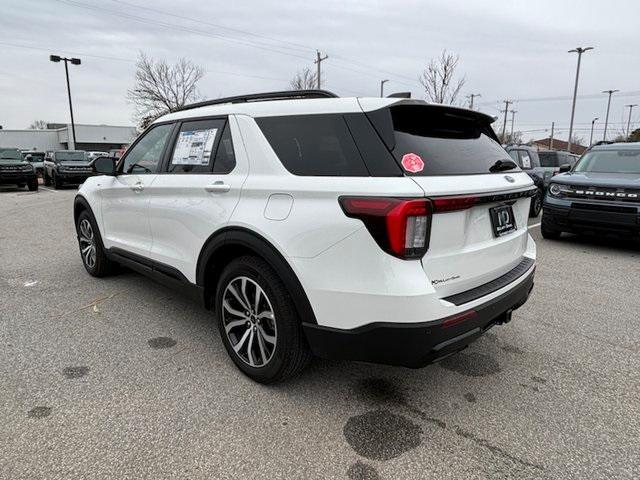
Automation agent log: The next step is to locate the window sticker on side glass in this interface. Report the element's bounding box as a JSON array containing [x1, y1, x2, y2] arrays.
[[521, 153, 531, 169], [172, 128, 218, 165]]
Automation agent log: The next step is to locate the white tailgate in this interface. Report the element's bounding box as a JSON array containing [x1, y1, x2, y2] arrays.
[[411, 172, 534, 298]]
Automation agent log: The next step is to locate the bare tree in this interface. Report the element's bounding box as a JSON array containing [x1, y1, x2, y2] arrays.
[[290, 67, 319, 90], [503, 131, 523, 145], [127, 53, 205, 128], [419, 50, 466, 105], [29, 120, 49, 130]]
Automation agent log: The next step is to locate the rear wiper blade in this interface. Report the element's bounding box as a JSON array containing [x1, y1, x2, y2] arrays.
[[489, 159, 517, 172]]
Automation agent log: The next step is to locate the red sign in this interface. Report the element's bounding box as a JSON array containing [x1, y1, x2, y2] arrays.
[[401, 153, 424, 173]]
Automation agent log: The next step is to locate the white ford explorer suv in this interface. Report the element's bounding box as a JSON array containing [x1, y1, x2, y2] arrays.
[[75, 90, 537, 383]]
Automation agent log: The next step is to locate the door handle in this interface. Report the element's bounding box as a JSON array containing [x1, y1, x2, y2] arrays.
[[205, 181, 231, 193], [130, 182, 144, 193]]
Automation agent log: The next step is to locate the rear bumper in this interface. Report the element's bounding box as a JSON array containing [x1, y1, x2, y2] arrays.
[[543, 197, 640, 235], [302, 267, 534, 368]]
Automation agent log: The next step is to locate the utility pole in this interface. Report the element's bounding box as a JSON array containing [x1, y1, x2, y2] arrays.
[[314, 50, 328, 89], [380, 79, 389, 97], [602, 89, 619, 141], [509, 110, 517, 138], [49, 54, 82, 148], [467, 93, 481, 110], [589, 117, 598, 146], [549, 122, 555, 150], [625, 104, 638, 140], [500, 100, 512, 144], [567, 47, 593, 154]]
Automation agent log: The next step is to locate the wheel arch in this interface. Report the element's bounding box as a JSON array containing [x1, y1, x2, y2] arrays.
[[196, 227, 317, 325]]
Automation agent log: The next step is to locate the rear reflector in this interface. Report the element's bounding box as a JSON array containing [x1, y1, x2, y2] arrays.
[[441, 309, 478, 328], [431, 195, 479, 213], [339, 197, 432, 259]]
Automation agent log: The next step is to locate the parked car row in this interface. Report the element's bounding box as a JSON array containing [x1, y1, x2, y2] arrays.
[[1, 148, 116, 191], [504, 145, 580, 218]]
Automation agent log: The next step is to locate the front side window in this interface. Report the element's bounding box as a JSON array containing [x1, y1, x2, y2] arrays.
[[122, 123, 173, 174], [518, 151, 532, 169], [168, 119, 225, 173], [574, 149, 640, 174]]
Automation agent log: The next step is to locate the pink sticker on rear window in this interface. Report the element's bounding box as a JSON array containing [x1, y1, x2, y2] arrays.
[[401, 153, 424, 173]]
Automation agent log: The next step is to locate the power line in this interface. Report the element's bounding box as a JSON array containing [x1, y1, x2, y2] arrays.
[[478, 90, 640, 107]]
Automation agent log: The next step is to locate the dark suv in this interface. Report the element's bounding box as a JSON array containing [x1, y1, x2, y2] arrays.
[[43, 150, 94, 189], [542, 142, 640, 239], [505, 145, 544, 217], [538, 150, 579, 184], [0, 147, 39, 191]]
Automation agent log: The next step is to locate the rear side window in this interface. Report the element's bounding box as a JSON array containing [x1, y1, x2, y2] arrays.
[[368, 104, 517, 176], [538, 152, 559, 167], [256, 114, 369, 176]]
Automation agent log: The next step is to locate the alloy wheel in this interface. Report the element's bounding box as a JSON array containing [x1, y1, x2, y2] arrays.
[[222, 276, 277, 367], [78, 219, 97, 269]]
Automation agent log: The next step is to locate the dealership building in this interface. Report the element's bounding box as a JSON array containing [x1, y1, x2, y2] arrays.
[[0, 123, 138, 152]]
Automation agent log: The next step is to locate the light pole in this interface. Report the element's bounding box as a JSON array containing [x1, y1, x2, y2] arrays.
[[567, 47, 593, 154], [602, 89, 619, 141], [625, 104, 638, 140], [50, 55, 81, 149], [589, 117, 598, 146], [380, 79, 389, 97]]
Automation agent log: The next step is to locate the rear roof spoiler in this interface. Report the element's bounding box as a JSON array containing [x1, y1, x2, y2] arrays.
[[389, 99, 498, 125]]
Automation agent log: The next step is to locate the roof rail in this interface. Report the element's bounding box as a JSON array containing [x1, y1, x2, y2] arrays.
[[173, 89, 339, 113]]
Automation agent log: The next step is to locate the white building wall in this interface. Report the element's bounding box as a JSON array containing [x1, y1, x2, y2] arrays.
[[0, 130, 59, 151]]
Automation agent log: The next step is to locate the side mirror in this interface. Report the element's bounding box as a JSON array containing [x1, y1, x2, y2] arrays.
[[94, 156, 117, 176], [558, 163, 571, 173]]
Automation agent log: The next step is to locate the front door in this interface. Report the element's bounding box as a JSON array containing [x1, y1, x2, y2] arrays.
[[146, 116, 248, 282], [100, 122, 174, 257]]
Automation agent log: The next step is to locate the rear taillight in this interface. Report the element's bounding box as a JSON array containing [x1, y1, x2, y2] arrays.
[[339, 197, 431, 259]]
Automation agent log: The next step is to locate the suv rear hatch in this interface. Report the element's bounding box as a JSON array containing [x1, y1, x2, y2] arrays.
[[364, 101, 534, 298]]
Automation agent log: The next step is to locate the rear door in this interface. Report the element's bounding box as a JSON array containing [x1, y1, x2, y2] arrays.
[[365, 103, 534, 297], [146, 116, 248, 282]]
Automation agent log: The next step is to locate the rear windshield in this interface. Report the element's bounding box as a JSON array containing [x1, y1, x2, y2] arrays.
[[369, 104, 517, 176], [538, 152, 560, 167], [56, 151, 86, 161], [574, 149, 640, 174]]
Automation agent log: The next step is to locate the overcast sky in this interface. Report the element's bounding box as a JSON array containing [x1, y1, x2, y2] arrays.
[[2, 0, 639, 142]]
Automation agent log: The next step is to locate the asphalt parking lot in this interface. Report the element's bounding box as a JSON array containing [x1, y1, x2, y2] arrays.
[[1, 185, 639, 480]]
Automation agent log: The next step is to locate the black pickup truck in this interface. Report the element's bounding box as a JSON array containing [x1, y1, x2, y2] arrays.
[[542, 142, 640, 239], [0, 147, 38, 191]]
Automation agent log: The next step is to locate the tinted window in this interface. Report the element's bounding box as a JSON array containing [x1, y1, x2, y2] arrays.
[[256, 114, 368, 176], [212, 122, 236, 174], [574, 149, 640, 174], [168, 119, 224, 173], [0, 148, 23, 160], [122, 123, 173, 174], [538, 152, 560, 167], [372, 104, 516, 176]]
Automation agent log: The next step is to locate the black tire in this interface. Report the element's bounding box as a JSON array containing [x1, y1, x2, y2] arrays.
[[541, 218, 561, 240], [43, 171, 51, 186], [76, 210, 115, 277], [17, 183, 26, 188], [53, 172, 63, 189], [215, 255, 312, 384], [27, 179, 38, 191], [529, 188, 543, 217]]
